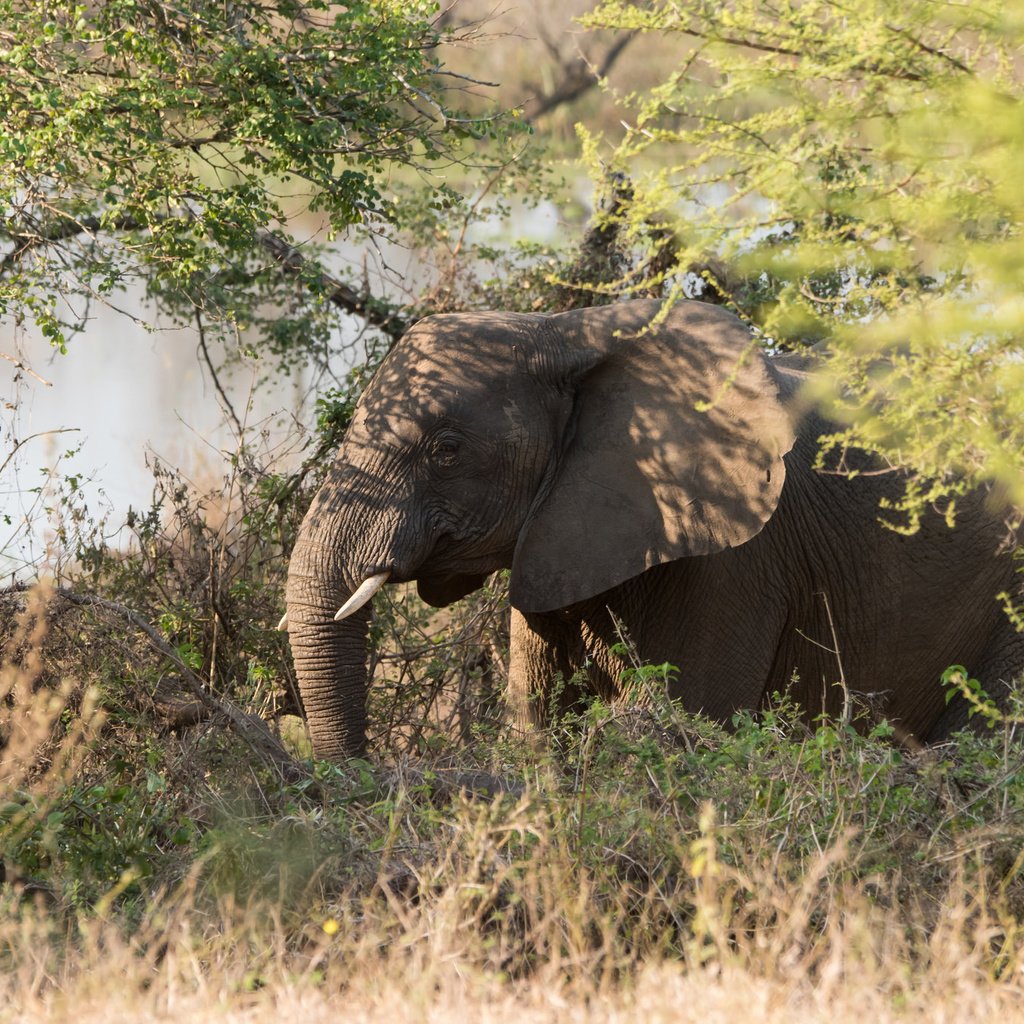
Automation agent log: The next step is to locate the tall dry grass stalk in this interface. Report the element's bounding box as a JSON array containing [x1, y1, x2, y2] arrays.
[[1, 586, 104, 831]]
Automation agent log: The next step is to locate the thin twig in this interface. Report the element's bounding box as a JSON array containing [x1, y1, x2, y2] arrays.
[[195, 310, 244, 436], [817, 591, 850, 726], [1, 351, 53, 386], [0, 428, 81, 476]]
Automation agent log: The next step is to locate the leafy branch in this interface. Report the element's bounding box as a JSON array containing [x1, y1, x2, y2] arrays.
[[0, 0, 521, 353]]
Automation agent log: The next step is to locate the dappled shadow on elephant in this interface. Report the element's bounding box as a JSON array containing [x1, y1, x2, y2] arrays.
[[279, 298, 1023, 760]]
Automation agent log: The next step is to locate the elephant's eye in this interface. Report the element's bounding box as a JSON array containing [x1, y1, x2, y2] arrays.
[[432, 435, 462, 468]]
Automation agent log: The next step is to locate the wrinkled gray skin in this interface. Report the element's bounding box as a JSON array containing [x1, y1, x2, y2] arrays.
[[284, 299, 1022, 759]]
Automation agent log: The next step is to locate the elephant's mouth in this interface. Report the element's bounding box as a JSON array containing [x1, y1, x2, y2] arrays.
[[417, 572, 488, 608]]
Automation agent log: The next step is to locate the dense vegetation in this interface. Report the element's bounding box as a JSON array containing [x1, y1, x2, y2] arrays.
[[585, 0, 1024, 527], [2, 2, 1023, 1019]]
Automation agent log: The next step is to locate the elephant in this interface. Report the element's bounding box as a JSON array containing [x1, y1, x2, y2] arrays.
[[280, 298, 1023, 759]]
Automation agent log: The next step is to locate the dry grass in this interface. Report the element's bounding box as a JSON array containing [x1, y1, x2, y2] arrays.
[[3, 707, 1023, 1024], [2, 843, 1022, 1024], [3, 956, 1019, 1024], [1, 587, 103, 794], [3, 521, 1023, 1024]]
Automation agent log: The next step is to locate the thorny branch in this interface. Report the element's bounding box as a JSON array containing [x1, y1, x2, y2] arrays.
[[255, 230, 408, 339], [1, 583, 523, 800]]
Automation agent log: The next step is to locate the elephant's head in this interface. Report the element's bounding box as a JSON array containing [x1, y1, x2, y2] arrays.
[[283, 299, 795, 758]]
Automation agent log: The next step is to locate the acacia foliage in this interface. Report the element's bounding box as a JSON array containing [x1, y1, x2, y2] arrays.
[[0, 0, 511, 356], [581, 0, 1024, 522]]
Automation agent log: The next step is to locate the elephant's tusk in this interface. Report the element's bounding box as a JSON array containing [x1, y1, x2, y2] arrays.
[[334, 571, 391, 621], [276, 612, 289, 631]]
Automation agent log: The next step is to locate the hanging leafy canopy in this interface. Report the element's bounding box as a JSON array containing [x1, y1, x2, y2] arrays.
[[0, 0, 508, 355], [581, 0, 1024, 522]]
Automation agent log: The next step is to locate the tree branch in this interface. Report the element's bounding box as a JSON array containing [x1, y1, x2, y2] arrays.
[[0, 212, 408, 341], [255, 229, 408, 340], [673, 22, 964, 84], [522, 33, 636, 122], [0, 214, 140, 275], [47, 587, 315, 787]]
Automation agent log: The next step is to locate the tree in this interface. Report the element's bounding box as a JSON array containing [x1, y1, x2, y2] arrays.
[[580, 0, 1024, 524], [0, 0, 520, 365]]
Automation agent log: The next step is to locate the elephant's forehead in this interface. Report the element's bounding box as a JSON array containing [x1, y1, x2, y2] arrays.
[[350, 389, 451, 443], [355, 376, 513, 443], [350, 341, 531, 446], [377, 335, 509, 389]]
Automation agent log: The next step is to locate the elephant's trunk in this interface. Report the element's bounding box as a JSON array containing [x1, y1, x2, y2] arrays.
[[284, 445, 415, 759], [285, 520, 379, 759], [284, 552, 372, 761], [287, 598, 372, 759]]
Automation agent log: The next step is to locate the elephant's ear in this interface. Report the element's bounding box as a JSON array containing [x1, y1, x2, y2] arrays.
[[509, 300, 796, 614]]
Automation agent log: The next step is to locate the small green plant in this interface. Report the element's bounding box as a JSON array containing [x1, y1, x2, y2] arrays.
[[941, 664, 1023, 728]]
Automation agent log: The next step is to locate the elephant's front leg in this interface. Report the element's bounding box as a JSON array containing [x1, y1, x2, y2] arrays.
[[507, 608, 589, 735]]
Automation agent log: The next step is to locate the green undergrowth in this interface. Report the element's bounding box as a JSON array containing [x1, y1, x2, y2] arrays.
[[4, 650, 1024, 984]]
